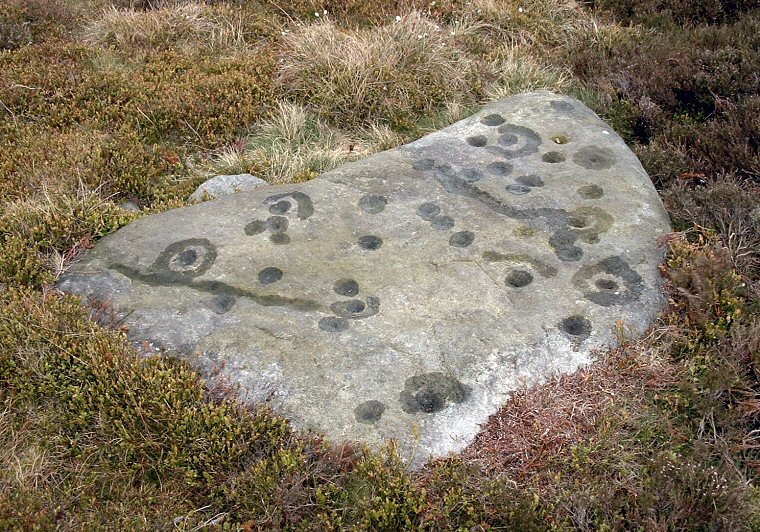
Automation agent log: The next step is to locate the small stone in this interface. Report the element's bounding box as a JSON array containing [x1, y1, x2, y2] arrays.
[[189, 173, 268, 203], [119, 201, 140, 213]]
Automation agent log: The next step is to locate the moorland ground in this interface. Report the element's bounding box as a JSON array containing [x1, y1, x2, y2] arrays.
[[1, 0, 759, 529]]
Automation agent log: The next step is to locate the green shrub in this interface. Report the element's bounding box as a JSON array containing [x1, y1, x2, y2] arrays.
[[573, 19, 760, 130], [0, 0, 85, 49], [420, 459, 549, 529], [0, 126, 180, 204], [0, 42, 276, 205], [571, 13, 760, 187], [668, 96, 760, 182], [0, 193, 134, 288], [1, 44, 276, 145], [0, 8, 31, 51], [0, 288, 291, 484], [666, 238, 746, 341], [342, 444, 427, 529]]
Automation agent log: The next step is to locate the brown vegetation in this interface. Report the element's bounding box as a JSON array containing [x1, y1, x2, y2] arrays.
[[1, 0, 759, 528]]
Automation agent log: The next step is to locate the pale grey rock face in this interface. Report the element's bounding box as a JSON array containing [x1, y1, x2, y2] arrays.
[[58, 92, 671, 466], [119, 200, 141, 213], [189, 173, 268, 203]]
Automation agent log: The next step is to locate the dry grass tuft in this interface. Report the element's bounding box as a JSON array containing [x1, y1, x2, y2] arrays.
[[359, 122, 408, 152], [485, 44, 571, 99], [278, 12, 480, 127], [82, 2, 268, 54], [462, 0, 604, 49], [200, 101, 363, 185]]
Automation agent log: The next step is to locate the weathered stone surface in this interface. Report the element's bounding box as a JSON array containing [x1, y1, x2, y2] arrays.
[[119, 200, 141, 213], [189, 173, 268, 202], [58, 91, 671, 465]]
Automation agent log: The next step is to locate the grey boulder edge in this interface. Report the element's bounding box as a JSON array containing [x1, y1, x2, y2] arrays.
[[58, 91, 672, 467]]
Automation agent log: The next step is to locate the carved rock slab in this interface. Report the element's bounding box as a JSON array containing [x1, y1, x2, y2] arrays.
[[59, 91, 671, 465]]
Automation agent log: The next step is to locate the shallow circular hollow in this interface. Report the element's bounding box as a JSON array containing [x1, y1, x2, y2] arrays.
[[466, 135, 488, 148], [577, 184, 604, 199], [154, 238, 217, 280], [358, 235, 383, 250], [412, 157, 435, 171], [569, 215, 589, 229], [258, 266, 283, 285], [354, 400, 385, 424], [431, 215, 455, 230], [319, 316, 349, 333], [209, 294, 236, 314], [459, 168, 483, 183], [449, 231, 475, 248], [551, 100, 574, 112], [573, 146, 616, 170], [359, 194, 388, 214], [498, 133, 519, 146], [334, 278, 359, 297], [595, 278, 618, 291], [551, 134, 570, 145], [560, 315, 592, 337], [506, 184, 531, 195], [345, 299, 366, 314], [167, 246, 206, 273], [270, 233, 291, 245], [542, 151, 566, 163], [244, 219, 266, 235], [268, 200, 291, 215], [417, 202, 441, 221], [506, 270, 533, 288], [557, 247, 583, 262], [486, 161, 512, 175], [516, 174, 544, 188], [266, 216, 289, 233], [177, 249, 198, 266], [481, 113, 506, 126], [415, 387, 446, 413]]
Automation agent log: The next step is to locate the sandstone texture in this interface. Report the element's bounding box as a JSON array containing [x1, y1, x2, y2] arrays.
[[58, 91, 671, 465]]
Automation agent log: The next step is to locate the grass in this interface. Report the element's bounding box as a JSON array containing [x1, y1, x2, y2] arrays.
[[196, 101, 366, 185], [277, 11, 481, 128], [82, 2, 276, 55], [1, 0, 759, 529]]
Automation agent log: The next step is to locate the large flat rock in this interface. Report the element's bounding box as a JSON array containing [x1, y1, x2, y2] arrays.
[[59, 91, 671, 464]]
